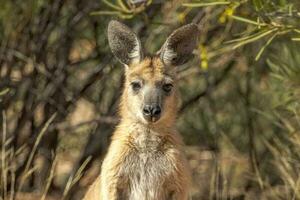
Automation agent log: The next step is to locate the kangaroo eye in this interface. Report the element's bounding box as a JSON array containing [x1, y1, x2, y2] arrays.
[[131, 82, 142, 91], [163, 83, 173, 93]]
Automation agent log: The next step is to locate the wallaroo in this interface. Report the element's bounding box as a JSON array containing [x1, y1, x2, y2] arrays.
[[83, 20, 199, 200]]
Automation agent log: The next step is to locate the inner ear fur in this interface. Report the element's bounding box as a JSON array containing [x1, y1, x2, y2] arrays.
[[159, 23, 199, 66], [108, 20, 143, 66]]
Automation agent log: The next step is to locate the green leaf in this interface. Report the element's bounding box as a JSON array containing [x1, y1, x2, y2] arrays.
[[231, 15, 267, 26], [117, 0, 130, 12], [0, 88, 9, 96], [90, 11, 122, 16], [102, 0, 125, 12], [255, 33, 277, 61], [252, 0, 263, 11], [233, 28, 278, 49], [183, 1, 230, 7]]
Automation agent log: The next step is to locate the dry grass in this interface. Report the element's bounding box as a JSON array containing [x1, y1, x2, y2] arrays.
[[2, 140, 299, 200], [1, 101, 300, 200], [0, 111, 91, 200]]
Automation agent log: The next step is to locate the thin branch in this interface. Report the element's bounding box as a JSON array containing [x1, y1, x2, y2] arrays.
[[52, 116, 119, 132]]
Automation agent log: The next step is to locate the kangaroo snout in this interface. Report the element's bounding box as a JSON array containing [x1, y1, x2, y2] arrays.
[[143, 104, 161, 122]]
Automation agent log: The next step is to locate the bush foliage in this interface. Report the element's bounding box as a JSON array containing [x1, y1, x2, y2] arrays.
[[0, 0, 300, 199]]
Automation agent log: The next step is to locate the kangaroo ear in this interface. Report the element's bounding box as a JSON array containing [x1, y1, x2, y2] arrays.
[[108, 20, 143, 65], [159, 24, 199, 66]]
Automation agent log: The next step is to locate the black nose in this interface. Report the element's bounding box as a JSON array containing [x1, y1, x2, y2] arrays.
[[143, 104, 161, 120]]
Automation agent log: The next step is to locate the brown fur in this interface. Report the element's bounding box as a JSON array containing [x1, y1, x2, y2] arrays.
[[83, 58, 191, 200], [83, 21, 198, 200]]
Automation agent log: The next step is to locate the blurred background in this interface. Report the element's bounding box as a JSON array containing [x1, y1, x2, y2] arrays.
[[0, 0, 300, 199]]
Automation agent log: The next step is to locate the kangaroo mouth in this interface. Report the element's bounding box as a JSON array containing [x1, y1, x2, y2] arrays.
[[143, 115, 161, 123]]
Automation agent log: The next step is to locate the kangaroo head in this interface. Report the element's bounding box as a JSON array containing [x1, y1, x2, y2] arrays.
[[108, 20, 199, 125]]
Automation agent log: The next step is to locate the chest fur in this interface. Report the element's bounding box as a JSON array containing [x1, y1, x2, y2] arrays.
[[118, 132, 174, 199]]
